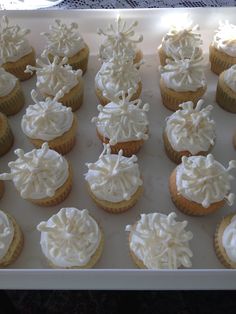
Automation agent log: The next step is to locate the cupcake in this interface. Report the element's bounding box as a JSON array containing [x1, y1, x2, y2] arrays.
[[42, 19, 89, 74], [97, 16, 143, 65], [216, 65, 236, 113], [159, 53, 207, 111], [125, 212, 193, 269], [0, 180, 4, 200], [37, 207, 104, 269], [92, 88, 149, 157], [169, 154, 236, 216], [210, 21, 236, 75], [0, 112, 14, 157], [0, 16, 35, 81], [95, 53, 142, 106], [0, 142, 72, 207], [85, 144, 143, 213], [163, 99, 216, 164], [25, 53, 83, 112], [0, 210, 24, 267], [21, 90, 77, 155], [0, 68, 25, 116], [158, 20, 203, 66], [214, 213, 236, 269]]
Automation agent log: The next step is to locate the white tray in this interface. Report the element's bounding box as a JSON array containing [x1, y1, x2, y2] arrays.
[[0, 8, 236, 290]]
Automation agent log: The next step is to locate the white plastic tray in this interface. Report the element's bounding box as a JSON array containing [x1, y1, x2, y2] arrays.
[[0, 8, 236, 290]]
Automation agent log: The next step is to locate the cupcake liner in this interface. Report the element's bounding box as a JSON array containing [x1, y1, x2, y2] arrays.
[[216, 73, 236, 113], [30, 164, 73, 207], [160, 78, 207, 112], [0, 181, 4, 200], [158, 46, 168, 66], [127, 226, 146, 269], [133, 49, 143, 67], [0, 213, 24, 267], [3, 49, 36, 81], [169, 169, 224, 216], [0, 113, 14, 157], [209, 45, 236, 75], [87, 184, 143, 214], [0, 80, 25, 116], [60, 80, 83, 112]]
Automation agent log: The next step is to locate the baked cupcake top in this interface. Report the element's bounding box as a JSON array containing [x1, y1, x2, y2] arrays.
[[0, 142, 69, 200], [95, 53, 141, 95], [126, 212, 193, 269], [222, 215, 236, 263], [0, 210, 14, 260], [21, 90, 73, 141], [212, 21, 236, 57], [25, 52, 82, 96], [223, 65, 236, 93], [165, 100, 216, 154], [92, 89, 149, 145], [85, 144, 142, 203], [0, 15, 32, 65], [37, 207, 101, 268], [176, 154, 236, 208], [0, 67, 17, 97], [42, 19, 85, 58], [98, 16, 143, 62], [159, 54, 206, 92]]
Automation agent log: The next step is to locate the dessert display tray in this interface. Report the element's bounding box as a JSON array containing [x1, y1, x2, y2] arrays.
[[0, 8, 236, 290]]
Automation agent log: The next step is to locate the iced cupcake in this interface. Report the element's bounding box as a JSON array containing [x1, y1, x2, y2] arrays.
[[42, 19, 89, 74], [98, 16, 143, 64], [0, 142, 72, 207], [92, 89, 149, 156], [163, 99, 216, 164], [0, 112, 14, 157], [85, 144, 143, 213], [159, 53, 207, 111], [95, 53, 142, 106], [21, 90, 77, 155], [169, 154, 236, 216], [126, 212, 193, 269], [210, 21, 236, 75], [0, 16, 35, 81], [216, 65, 236, 113], [25, 53, 83, 111], [37, 207, 104, 269], [0, 210, 24, 267]]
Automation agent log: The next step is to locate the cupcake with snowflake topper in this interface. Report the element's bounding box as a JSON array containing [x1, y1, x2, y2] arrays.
[[21, 89, 78, 154], [42, 19, 89, 74], [169, 154, 236, 216], [95, 53, 142, 106], [85, 144, 143, 213], [98, 16, 143, 65], [159, 51, 207, 111], [25, 52, 83, 111], [92, 88, 149, 157], [210, 21, 236, 75], [0, 15, 35, 81]]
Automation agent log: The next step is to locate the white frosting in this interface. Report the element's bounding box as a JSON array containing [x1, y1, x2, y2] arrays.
[[85, 144, 142, 203], [97, 17, 143, 62], [37, 208, 101, 268], [160, 54, 206, 92], [0, 67, 17, 97], [165, 100, 216, 154], [95, 53, 141, 96], [0, 15, 32, 65], [126, 212, 193, 269], [224, 65, 236, 93], [222, 215, 236, 263], [21, 90, 73, 141], [42, 19, 85, 58], [0, 142, 69, 200], [176, 154, 236, 208], [0, 210, 14, 260], [92, 89, 149, 145], [213, 21, 236, 57], [25, 52, 82, 96]]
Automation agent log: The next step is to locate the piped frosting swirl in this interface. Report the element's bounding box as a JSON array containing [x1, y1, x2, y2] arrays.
[[224, 65, 236, 93], [0, 210, 14, 260], [0, 67, 17, 97], [222, 215, 236, 263], [213, 21, 236, 57]]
